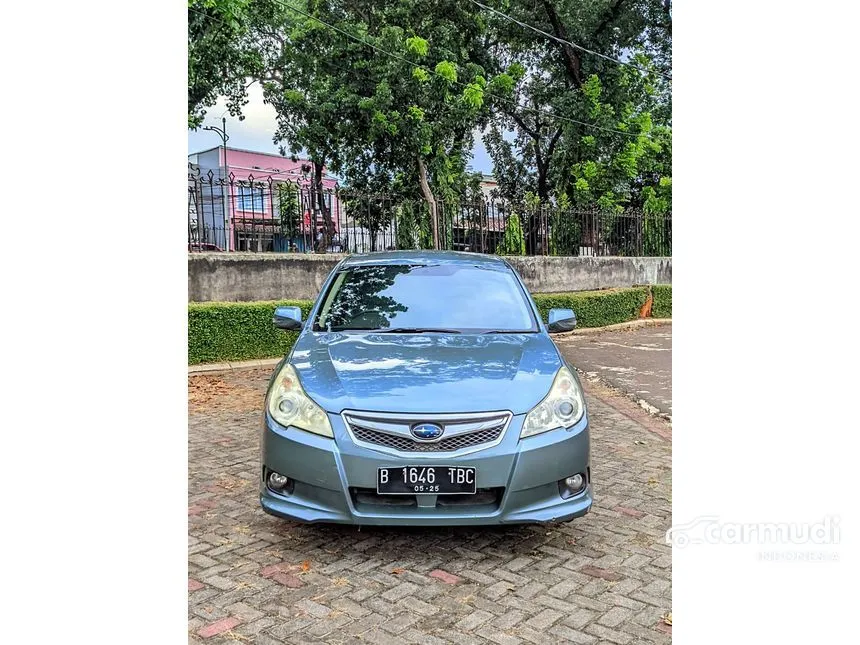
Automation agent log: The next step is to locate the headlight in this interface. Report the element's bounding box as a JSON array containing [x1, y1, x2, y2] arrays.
[[521, 366, 585, 438], [266, 362, 334, 438]]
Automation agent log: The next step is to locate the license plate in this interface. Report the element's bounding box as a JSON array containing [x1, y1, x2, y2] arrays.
[[377, 466, 477, 495]]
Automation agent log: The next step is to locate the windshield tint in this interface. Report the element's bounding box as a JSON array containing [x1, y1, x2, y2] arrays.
[[314, 264, 537, 333]]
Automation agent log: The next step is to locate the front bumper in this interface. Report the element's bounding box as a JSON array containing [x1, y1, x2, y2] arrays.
[[260, 411, 592, 526]]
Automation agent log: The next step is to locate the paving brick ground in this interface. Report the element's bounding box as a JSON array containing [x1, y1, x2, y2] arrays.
[[189, 368, 672, 644]]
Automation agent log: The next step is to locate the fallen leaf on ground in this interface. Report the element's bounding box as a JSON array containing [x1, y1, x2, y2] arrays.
[[391, 567, 405, 574], [300, 560, 311, 573], [662, 611, 672, 625]]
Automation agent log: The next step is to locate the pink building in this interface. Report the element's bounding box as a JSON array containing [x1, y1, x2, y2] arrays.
[[188, 146, 343, 252]]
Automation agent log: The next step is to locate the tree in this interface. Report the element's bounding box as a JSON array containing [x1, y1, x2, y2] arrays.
[[339, 167, 399, 252], [227, 0, 366, 253], [187, 0, 254, 129], [497, 211, 526, 255], [276, 181, 301, 242], [549, 192, 581, 255], [214, 0, 507, 251], [477, 0, 672, 222], [326, 2, 506, 249], [562, 72, 672, 211]]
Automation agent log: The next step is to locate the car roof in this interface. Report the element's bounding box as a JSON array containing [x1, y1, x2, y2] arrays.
[[340, 250, 509, 269]]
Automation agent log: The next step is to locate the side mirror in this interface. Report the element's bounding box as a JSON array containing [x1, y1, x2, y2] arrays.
[[547, 308, 577, 333], [273, 306, 303, 331]]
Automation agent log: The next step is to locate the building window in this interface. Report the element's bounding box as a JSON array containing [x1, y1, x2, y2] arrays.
[[235, 231, 274, 252], [236, 186, 266, 213]]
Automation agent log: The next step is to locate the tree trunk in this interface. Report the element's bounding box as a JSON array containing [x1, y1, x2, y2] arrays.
[[541, 0, 584, 88], [416, 156, 439, 250], [313, 160, 335, 253]]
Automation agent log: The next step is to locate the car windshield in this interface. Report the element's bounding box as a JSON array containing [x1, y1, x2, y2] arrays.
[[313, 263, 538, 333]]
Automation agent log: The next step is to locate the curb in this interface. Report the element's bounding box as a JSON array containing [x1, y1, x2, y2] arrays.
[[187, 318, 672, 375], [553, 317, 671, 338], [189, 357, 282, 375]]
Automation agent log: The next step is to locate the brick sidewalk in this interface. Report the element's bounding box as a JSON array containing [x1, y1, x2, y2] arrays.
[[189, 369, 672, 644]]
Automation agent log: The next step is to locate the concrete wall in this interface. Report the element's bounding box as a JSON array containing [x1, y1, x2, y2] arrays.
[[506, 256, 671, 295], [188, 253, 671, 302]]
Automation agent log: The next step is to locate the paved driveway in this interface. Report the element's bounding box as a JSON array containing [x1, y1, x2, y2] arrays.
[[189, 368, 672, 644], [555, 324, 672, 418]]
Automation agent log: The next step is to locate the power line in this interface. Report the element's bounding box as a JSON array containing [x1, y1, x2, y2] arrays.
[[468, 0, 671, 82], [190, 3, 658, 140]]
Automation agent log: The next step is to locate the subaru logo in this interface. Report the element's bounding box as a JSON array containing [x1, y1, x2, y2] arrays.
[[410, 422, 444, 441]]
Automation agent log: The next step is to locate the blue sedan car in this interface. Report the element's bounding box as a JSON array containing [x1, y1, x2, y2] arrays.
[[260, 251, 592, 525]]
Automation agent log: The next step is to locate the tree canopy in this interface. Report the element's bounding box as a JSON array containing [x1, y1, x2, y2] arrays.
[[188, 0, 672, 250]]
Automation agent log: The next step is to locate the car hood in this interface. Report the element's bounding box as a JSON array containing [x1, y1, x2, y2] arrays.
[[289, 332, 563, 415]]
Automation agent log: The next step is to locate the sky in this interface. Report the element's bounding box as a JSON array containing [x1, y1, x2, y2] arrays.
[[188, 84, 495, 175]]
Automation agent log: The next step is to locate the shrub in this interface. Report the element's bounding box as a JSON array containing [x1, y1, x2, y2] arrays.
[[651, 284, 672, 318], [533, 288, 649, 328], [497, 212, 525, 255], [188, 300, 313, 364]]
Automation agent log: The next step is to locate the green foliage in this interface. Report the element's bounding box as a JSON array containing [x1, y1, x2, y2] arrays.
[[478, 0, 672, 213], [533, 288, 650, 329], [462, 80, 485, 109], [405, 36, 428, 57], [394, 203, 425, 250], [563, 75, 672, 211], [188, 300, 313, 364], [651, 285, 672, 318], [549, 195, 582, 256], [188, 287, 666, 364], [497, 212, 526, 255], [434, 61, 458, 83], [276, 182, 300, 239], [187, 0, 254, 129]]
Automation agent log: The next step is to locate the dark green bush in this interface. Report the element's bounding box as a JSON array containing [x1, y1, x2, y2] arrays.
[[189, 287, 665, 365], [651, 284, 672, 318], [533, 288, 649, 328], [188, 300, 313, 364]]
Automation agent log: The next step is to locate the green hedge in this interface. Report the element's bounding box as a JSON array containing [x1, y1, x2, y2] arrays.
[[533, 288, 649, 329], [189, 287, 665, 365], [651, 284, 672, 318], [188, 300, 313, 365]]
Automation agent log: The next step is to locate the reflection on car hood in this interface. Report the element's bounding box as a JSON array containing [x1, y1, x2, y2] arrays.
[[289, 332, 562, 415]]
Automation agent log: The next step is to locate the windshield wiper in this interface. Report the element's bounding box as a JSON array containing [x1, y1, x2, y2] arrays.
[[482, 329, 535, 334], [375, 327, 462, 334]]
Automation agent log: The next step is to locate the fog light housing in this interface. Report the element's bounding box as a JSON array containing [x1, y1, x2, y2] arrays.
[[267, 470, 293, 494], [559, 472, 586, 499]]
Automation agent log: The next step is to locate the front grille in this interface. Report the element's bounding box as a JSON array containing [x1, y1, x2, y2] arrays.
[[351, 423, 504, 452], [342, 410, 512, 456]]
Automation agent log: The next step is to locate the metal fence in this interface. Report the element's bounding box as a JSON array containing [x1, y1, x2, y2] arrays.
[[188, 167, 671, 257]]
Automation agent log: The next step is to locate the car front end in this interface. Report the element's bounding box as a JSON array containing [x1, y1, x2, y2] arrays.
[[259, 252, 592, 526]]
